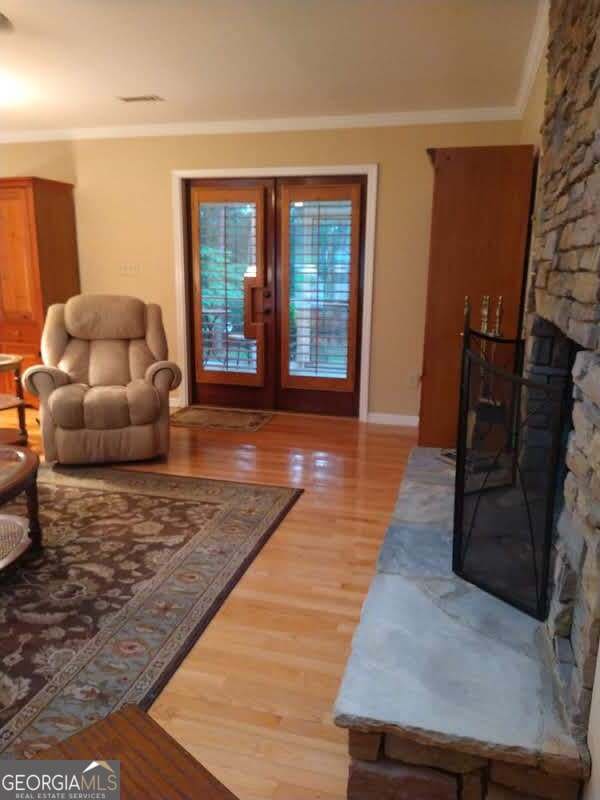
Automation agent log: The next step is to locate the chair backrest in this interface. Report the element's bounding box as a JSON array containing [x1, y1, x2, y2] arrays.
[[42, 294, 168, 386]]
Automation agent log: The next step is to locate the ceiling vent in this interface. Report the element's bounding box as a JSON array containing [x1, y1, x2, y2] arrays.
[[118, 94, 165, 103]]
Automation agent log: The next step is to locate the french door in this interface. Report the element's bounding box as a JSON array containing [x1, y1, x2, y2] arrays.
[[187, 176, 365, 416]]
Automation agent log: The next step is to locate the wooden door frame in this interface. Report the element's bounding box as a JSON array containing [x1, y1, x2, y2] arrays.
[[171, 165, 378, 421]]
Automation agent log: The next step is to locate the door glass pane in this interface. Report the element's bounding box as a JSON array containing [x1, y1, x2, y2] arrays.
[[288, 200, 352, 379], [199, 202, 257, 374]]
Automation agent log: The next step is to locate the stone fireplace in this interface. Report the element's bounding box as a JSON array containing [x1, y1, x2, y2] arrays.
[[333, 2, 599, 798], [527, 0, 600, 741]]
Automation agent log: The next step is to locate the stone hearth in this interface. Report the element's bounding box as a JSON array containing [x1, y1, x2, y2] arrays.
[[334, 449, 588, 800]]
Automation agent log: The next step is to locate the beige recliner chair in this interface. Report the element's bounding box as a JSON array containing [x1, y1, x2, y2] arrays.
[[23, 294, 181, 465]]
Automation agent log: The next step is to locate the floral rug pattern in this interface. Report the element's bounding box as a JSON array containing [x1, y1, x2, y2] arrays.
[[0, 466, 299, 757]]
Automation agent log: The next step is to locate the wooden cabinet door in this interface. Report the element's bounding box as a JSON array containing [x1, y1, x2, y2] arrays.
[[419, 145, 536, 448], [0, 187, 41, 330], [0, 186, 42, 405]]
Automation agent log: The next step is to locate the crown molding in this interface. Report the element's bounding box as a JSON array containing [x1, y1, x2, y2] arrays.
[[0, 105, 520, 145], [515, 0, 549, 116]]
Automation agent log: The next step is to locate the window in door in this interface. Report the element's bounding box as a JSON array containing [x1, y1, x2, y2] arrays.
[[199, 200, 258, 375], [189, 184, 270, 407], [280, 183, 360, 393]]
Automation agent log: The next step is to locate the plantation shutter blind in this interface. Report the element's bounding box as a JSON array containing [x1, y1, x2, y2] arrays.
[[280, 182, 361, 393]]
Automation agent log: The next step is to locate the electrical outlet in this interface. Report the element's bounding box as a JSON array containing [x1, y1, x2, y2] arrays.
[[408, 372, 421, 388], [119, 264, 141, 277]]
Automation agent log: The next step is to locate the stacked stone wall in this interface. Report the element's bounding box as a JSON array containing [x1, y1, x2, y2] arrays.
[[529, 0, 600, 736], [347, 732, 582, 800]]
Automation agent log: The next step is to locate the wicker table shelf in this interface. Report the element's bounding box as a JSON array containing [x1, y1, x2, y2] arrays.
[[0, 513, 31, 570], [0, 446, 41, 568]]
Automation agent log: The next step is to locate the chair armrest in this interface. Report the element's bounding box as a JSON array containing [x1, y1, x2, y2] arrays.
[[22, 366, 71, 402], [145, 361, 182, 394]]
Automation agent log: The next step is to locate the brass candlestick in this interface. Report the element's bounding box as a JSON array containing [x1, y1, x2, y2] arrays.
[[479, 295, 491, 400], [493, 295, 504, 337], [463, 295, 471, 331], [480, 295, 490, 335]]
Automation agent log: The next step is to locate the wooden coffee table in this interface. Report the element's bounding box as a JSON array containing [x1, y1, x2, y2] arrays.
[[0, 446, 41, 569], [41, 705, 239, 799]]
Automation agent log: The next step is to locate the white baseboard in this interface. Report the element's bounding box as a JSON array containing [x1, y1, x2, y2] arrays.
[[169, 396, 184, 409], [367, 412, 419, 427]]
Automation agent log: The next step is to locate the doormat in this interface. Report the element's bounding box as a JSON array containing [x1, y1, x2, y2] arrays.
[[170, 405, 273, 432]]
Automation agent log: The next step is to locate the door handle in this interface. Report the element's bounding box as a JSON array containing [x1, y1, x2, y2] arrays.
[[243, 276, 258, 340], [244, 278, 274, 337]]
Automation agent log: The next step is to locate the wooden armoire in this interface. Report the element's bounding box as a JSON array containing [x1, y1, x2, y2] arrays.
[[0, 177, 80, 402], [418, 145, 536, 448]]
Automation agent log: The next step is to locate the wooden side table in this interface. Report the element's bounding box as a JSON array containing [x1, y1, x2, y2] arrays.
[[0, 354, 27, 445], [40, 706, 239, 799]]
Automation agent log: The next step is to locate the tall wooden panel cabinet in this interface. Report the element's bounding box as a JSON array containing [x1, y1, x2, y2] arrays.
[[0, 177, 80, 403], [418, 145, 536, 448]]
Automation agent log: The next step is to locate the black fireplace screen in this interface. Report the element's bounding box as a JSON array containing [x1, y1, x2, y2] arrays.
[[453, 329, 564, 620]]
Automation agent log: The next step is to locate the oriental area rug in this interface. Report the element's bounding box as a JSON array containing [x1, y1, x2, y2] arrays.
[[0, 466, 300, 757]]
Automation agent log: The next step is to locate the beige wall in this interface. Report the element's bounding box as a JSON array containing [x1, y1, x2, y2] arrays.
[[0, 141, 78, 183], [520, 59, 548, 147], [0, 121, 522, 415]]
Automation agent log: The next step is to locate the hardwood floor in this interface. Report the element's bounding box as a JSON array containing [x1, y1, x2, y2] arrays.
[[5, 409, 416, 800]]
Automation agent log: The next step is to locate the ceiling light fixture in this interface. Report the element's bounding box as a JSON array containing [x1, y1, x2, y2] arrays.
[[0, 72, 29, 105]]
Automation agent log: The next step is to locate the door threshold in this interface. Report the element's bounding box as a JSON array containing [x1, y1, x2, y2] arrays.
[[185, 403, 358, 422]]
